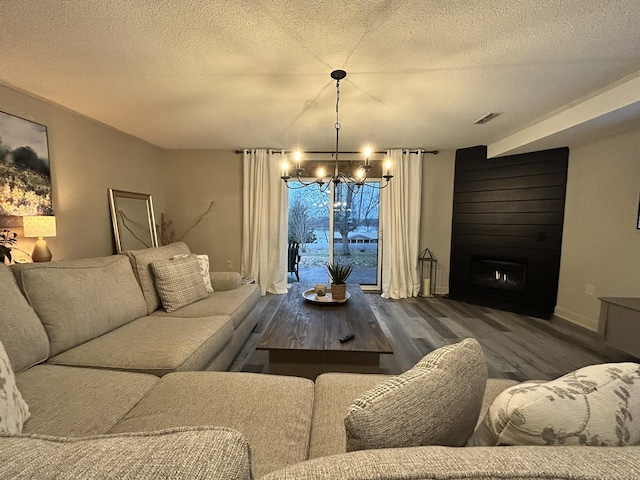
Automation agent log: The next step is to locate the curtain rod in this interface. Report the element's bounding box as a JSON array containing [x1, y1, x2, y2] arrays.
[[234, 149, 438, 155]]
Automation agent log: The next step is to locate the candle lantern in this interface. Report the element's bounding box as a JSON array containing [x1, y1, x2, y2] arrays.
[[418, 248, 437, 297]]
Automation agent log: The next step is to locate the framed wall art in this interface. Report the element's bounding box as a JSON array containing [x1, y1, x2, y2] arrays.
[[0, 110, 53, 228]]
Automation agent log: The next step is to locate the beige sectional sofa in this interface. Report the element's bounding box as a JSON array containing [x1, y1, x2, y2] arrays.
[[1, 245, 639, 479], [10, 242, 261, 375]]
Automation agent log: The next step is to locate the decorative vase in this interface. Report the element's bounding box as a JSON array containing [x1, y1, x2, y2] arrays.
[[331, 283, 347, 301]]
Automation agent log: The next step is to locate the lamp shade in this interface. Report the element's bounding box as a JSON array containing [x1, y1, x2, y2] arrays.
[[23, 216, 57, 238]]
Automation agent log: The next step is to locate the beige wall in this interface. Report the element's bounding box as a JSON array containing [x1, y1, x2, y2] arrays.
[[555, 127, 640, 331], [162, 149, 242, 272], [419, 150, 455, 294], [1, 83, 164, 260]]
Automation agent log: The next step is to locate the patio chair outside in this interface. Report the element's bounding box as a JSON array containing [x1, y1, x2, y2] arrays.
[[288, 242, 300, 281]]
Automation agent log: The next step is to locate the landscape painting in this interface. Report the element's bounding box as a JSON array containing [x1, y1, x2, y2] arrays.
[[0, 111, 53, 228]]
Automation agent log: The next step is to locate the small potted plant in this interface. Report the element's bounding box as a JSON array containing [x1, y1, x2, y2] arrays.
[[0, 229, 18, 264], [326, 261, 353, 301]]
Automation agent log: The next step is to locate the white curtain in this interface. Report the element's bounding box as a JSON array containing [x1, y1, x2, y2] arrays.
[[380, 149, 423, 299], [241, 149, 289, 295]]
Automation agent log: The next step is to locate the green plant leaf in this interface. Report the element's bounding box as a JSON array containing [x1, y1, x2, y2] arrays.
[[326, 261, 354, 284]]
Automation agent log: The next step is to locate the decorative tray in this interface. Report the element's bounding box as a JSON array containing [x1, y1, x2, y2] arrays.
[[302, 288, 351, 304]]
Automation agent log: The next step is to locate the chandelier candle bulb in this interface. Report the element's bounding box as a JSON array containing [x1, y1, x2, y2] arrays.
[[385, 160, 391, 175]]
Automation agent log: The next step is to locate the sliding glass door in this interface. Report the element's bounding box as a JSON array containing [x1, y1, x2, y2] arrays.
[[288, 181, 381, 290], [332, 181, 380, 289], [288, 185, 331, 283]]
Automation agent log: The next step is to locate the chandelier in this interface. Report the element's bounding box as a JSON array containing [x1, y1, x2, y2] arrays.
[[280, 70, 392, 192]]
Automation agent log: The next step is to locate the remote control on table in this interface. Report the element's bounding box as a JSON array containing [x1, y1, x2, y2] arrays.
[[339, 333, 355, 343]]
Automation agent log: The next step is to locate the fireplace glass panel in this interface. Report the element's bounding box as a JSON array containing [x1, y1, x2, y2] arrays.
[[472, 259, 526, 292]]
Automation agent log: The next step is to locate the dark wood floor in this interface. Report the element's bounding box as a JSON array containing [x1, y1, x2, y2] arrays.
[[229, 293, 636, 381]]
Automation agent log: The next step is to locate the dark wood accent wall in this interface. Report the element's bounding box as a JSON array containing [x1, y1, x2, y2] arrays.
[[448, 145, 569, 318]]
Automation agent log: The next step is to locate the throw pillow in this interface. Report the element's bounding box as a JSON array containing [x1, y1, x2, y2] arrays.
[[0, 340, 30, 434], [344, 338, 488, 451], [172, 253, 214, 293], [196, 254, 214, 293], [151, 254, 209, 313], [468, 362, 640, 447]]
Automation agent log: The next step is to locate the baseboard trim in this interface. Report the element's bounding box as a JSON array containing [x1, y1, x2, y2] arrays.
[[553, 306, 598, 332]]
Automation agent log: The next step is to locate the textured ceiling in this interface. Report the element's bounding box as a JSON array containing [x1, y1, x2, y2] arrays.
[[0, 0, 639, 153]]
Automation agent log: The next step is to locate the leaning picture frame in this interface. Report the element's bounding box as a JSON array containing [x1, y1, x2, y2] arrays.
[[108, 188, 159, 253], [0, 110, 53, 228], [637, 195, 640, 229]]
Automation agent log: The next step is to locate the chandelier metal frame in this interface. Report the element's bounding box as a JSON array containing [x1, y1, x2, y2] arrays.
[[280, 70, 392, 192]]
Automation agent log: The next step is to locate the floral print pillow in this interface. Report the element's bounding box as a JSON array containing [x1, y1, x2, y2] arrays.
[[0, 340, 30, 434], [468, 362, 640, 447], [196, 254, 214, 293]]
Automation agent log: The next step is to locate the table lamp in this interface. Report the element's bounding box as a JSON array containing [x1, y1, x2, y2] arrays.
[[23, 216, 57, 262]]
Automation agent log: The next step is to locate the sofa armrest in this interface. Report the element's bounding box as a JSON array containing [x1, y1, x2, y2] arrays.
[[210, 272, 242, 291], [261, 445, 640, 479]]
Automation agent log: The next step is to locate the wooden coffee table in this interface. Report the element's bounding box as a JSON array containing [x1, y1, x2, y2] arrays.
[[256, 283, 393, 379]]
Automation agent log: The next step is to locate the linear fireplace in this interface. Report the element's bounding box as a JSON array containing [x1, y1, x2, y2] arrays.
[[448, 145, 568, 319], [472, 258, 526, 293]]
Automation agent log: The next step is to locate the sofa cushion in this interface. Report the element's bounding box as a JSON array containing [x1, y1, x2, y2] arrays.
[[0, 341, 30, 434], [468, 362, 640, 447], [310, 373, 389, 459], [125, 242, 192, 314], [310, 373, 518, 459], [316, 374, 526, 459], [17, 365, 158, 437], [12, 255, 147, 356], [151, 254, 209, 312], [48, 315, 233, 376], [151, 283, 261, 329], [0, 427, 252, 480], [111, 371, 315, 478], [344, 338, 488, 451], [260, 444, 640, 480], [0, 264, 49, 373], [476, 377, 522, 426]]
